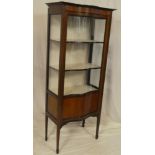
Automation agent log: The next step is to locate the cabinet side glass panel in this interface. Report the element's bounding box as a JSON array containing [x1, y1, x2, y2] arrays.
[[94, 18, 106, 42], [89, 18, 106, 87], [48, 15, 61, 95], [89, 43, 103, 88]]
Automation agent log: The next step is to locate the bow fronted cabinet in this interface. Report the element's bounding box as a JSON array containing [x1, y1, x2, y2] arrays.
[[45, 2, 115, 154]]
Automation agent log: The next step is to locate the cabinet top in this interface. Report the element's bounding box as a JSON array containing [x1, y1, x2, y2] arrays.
[[46, 1, 116, 11]]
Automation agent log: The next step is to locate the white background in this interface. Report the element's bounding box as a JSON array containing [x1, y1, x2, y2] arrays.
[[0, 0, 155, 155]]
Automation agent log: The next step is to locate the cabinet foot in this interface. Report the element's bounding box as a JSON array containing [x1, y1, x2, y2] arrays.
[[56, 126, 60, 154], [82, 119, 85, 127], [56, 149, 59, 154], [45, 115, 48, 141], [45, 137, 48, 141], [95, 134, 98, 139], [95, 115, 100, 139]]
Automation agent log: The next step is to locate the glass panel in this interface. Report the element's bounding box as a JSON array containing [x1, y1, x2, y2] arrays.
[[49, 41, 60, 69], [50, 15, 61, 40], [63, 16, 106, 95], [89, 69, 100, 88], [64, 71, 97, 95], [67, 16, 106, 42], [67, 16, 91, 41], [48, 69, 59, 95], [94, 18, 106, 42], [92, 43, 104, 67], [65, 43, 89, 70], [48, 15, 61, 94], [89, 43, 103, 88]]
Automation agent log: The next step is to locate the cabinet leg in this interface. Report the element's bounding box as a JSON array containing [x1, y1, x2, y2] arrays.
[[95, 115, 100, 139], [45, 115, 48, 141], [56, 126, 60, 154], [82, 119, 85, 127]]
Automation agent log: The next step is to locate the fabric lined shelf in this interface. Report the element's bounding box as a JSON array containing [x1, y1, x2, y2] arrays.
[[51, 39, 104, 43], [49, 63, 101, 71], [49, 85, 98, 96]]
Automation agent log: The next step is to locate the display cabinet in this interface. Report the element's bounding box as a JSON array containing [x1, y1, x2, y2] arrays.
[[45, 2, 115, 154]]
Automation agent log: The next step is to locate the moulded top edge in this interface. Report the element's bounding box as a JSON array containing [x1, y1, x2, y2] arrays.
[[45, 2, 116, 11]]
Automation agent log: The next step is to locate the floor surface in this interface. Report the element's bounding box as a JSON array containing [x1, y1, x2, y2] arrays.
[[34, 113, 121, 155]]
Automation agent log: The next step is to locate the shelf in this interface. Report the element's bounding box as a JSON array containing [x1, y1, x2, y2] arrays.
[[64, 85, 97, 95], [49, 63, 101, 71], [49, 85, 98, 96], [51, 39, 104, 43]]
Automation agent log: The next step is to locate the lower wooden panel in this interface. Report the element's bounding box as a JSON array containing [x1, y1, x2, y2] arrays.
[[48, 94, 58, 119], [63, 91, 99, 119]]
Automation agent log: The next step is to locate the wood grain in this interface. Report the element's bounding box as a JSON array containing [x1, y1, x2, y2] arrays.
[[48, 94, 58, 118], [63, 91, 99, 119]]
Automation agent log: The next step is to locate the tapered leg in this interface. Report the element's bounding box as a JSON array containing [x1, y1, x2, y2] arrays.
[[45, 115, 48, 141], [56, 126, 60, 154], [82, 119, 85, 127], [95, 115, 100, 139]]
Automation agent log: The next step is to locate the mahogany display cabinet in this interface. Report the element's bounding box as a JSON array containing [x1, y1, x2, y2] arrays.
[[45, 2, 115, 154]]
